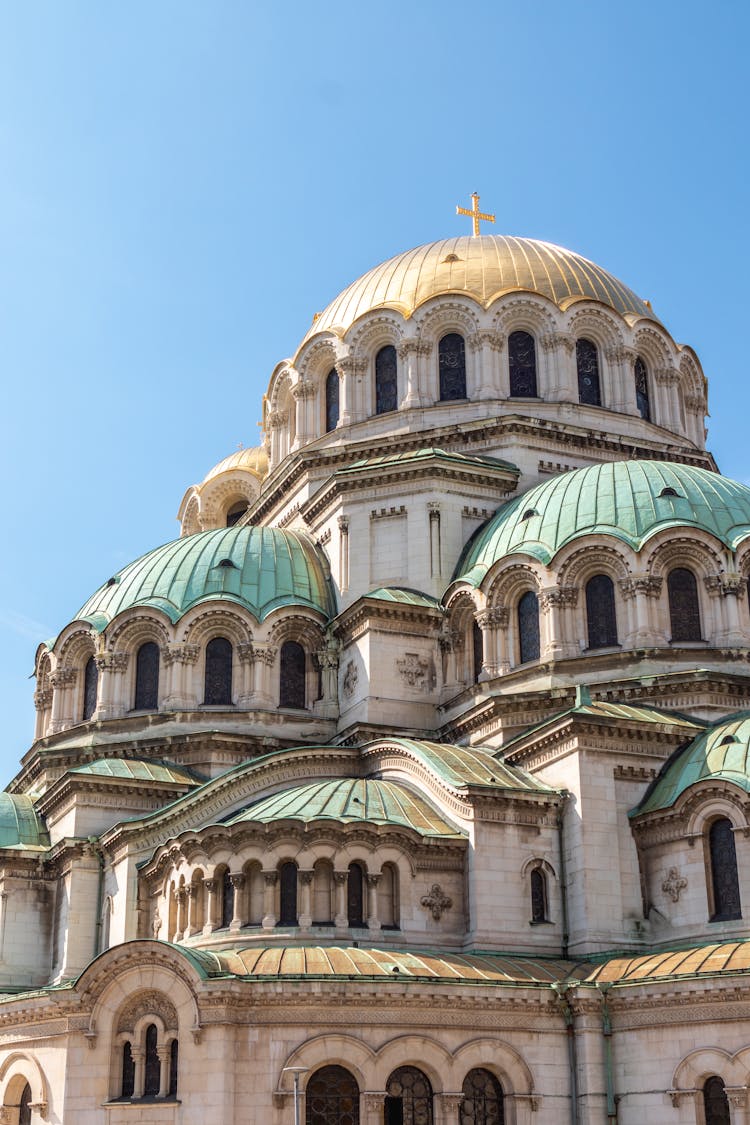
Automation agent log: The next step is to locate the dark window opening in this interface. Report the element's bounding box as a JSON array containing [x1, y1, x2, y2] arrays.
[[385, 1067, 433, 1125], [635, 356, 651, 421], [144, 1023, 160, 1097], [668, 567, 702, 642], [530, 868, 548, 923], [439, 333, 466, 401], [169, 1039, 178, 1097], [204, 637, 232, 705], [703, 1076, 731, 1125], [279, 861, 298, 926], [280, 640, 306, 709], [460, 1068, 505, 1125], [83, 655, 98, 720], [472, 620, 484, 683], [226, 501, 248, 527], [326, 369, 340, 433], [376, 345, 398, 414], [508, 331, 537, 397], [585, 574, 618, 649], [19, 1083, 32, 1125], [709, 818, 742, 921], [307, 1065, 360, 1125], [134, 641, 159, 711], [518, 591, 540, 665], [347, 862, 365, 927], [576, 338, 601, 406], [121, 1043, 135, 1098], [221, 869, 234, 929]]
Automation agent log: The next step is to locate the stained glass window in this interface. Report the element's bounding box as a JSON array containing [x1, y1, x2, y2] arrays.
[[121, 1044, 135, 1098], [472, 621, 483, 683], [518, 591, 540, 664], [385, 1067, 433, 1125], [221, 869, 234, 928], [144, 1024, 160, 1096], [585, 574, 618, 649], [307, 1066, 360, 1125], [376, 345, 398, 414], [204, 637, 232, 705], [326, 368, 340, 433], [709, 818, 741, 921], [279, 861, 298, 925], [508, 331, 537, 397], [635, 356, 651, 421], [439, 334, 466, 401], [703, 1077, 731, 1125], [460, 1069, 504, 1125], [169, 1039, 178, 1097], [280, 640, 306, 709], [83, 655, 98, 720], [576, 338, 601, 406], [530, 868, 547, 923], [347, 862, 364, 927], [134, 642, 159, 711], [668, 568, 702, 642], [19, 1083, 32, 1125]]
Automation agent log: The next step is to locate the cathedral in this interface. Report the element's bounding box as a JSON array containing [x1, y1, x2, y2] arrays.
[[1, 204, 749, 1124]]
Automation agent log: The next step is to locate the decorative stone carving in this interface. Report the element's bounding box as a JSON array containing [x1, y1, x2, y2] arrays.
[[540, 586, 578, 610], [116, 989, 178, 1033], [152, 911, 162, 939], [396, 339, 431, 359], [420, 884, 452, 920], [163, 643, 199, 666], [343, 660, 358, 697], [662, 867, 687, 903], [49, 667, 77, 688], [396, 653, 433, 691], [95, 651, 129, 672], [540, 331, 575, 354], [467, 330, 505, 353]]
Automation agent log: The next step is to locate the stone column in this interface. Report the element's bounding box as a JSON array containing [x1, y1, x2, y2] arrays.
[[428, 504, 442, 578], [157, 1046, 171, 1098], [49, 667, 77, 733], [438, 627, 462, 698], [654, 367, 680, 432], [397, 339, 429, 409], [132, 1048, 146, 1099], [333, 871, 348, 929], [237, 642, 255, 708], [185, 882, 200, 938], [705, 573, 747, 646], [315, 633, 340, 719], [366, 873, 381, 931], [685, 391, 707, 447], [541, 586, 578, 660], [619, 575, 664, 647], [94, 651, 129, 720], [265, 409, 288, 467], [162, 643, 200, 710], [336, 355, 367, 424], [299, 870, 314, 930], [437, 1093, 465, 1125], [363, 1092, 388, 1125], [605, 345, 637, 414], [540, 332, 575, 401], [174, 887, 187, 942], [469, 330, 505, 399], [33, 686, 53, 740], [252, 644, 277, 706], [262, 871, 278, 929], [202, 878, 217, 935], [292, 379, 315, 447], [337, 516, 350, 593], [230, 873, 246, 932]]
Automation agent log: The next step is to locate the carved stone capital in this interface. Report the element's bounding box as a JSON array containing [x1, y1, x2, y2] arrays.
[[333, 871, 348, 886], [95, 651, 129, 673], [266, 409, 288, 429], [238, 642, 255, 664], [263, 871, 279, 887], [366, 873, 381, 888], [299, 870, 315, 886], [705, 572, 746, 597], [604, 344, 635, 365], [34, 688, 53, 710], [397, 339, 431, 359], [540, 585, 578, 610], [163, 643, 200, 666], [291, 379, 315, 400], [540, 331, 575, 354], [203, 878, 217, 893], [229, 873, 246, 890], [364, 1093, 388, 1113], [467, 330, 504, 353], [50, 667, 77, 688], [685, 393, 705, 413], [655, 366, 680, 386], [254, 645, 277, 667], [337, 515, 350, 532], [336, 355, 367, 377]]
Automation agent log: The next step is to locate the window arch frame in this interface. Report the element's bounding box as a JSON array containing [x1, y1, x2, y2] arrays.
[[706, 815, 742, 923], [576, 337, 602, 407], [82, 654, 98, 721], [306, 1064, 360, 1125], [279, 639, 307, 709], [667, 566, 703, 643], [325, 368, 340, 433], [385, 1065, 433, 1125], [375, 344, 399, 415], [584, 573, 619, 650], [203, 635, 233, 706], [517, 589, 541, 665], [438, 332, 467, 402], [460, 1067, 505, 1125], [508, 330, 538, 398], [133, 640, 160, 712], [703, 1075, 731, 1125]]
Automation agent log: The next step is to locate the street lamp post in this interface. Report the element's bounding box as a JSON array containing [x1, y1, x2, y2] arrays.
[[282, 1066, 310, 1125]]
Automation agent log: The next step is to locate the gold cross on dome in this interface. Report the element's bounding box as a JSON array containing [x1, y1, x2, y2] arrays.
[[456, 192, 495, 236]]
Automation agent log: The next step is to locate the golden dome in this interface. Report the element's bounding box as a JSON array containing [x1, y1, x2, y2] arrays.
[[303, 235, 656, 342], [203, 446, 268, 484]]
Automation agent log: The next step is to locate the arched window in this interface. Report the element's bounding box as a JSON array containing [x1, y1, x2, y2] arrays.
[[634, 356, 651, 421], [280, 640, 306, 709], [439, 333, 466, 401], [347, 862, 365, 927], [385, 1067, 433, 1125], [279, 861, 298, 926], [518, 591, 540, 664], [226, 500, 249, 527], [376, 345, 398, 414], [144, 1023, 160, 1097], [472, 620, 484, 683], [326, 368, 340, 433], [530, 867, 548, 924], [668, 568, 702, 642], [306, 1065, 360, 1125], [169, 1039, 179, 1097], [508, 331, 537, 397], [585, 574, 618, 649], [703, 1077, 731, 1125], [204, 637, 232, 705], [221, 869, 234, 929], [378, 863, 399, 929], [121, 1043, 135, 1098], [83, 655, 98, 720], [576, 338, 601, 406], [134, 641, 159, 711], [709, 818, 742, 921], [460, 1068, 504, 1125], [19, 1083, 32, 1125]]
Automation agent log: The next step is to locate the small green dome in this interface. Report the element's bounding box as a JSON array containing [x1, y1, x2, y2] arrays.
[[74, 526, 336, 631], [455, 461, 750, 585], [0, 794, 49, 850], [634, 712, 750, 815]]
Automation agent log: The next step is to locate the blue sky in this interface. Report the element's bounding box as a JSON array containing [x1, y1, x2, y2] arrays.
[[0, 1, 747, 774]]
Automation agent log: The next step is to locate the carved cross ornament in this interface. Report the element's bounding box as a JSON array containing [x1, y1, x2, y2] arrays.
[[662, 867, 687, 903], [421, 884, 453, 920]]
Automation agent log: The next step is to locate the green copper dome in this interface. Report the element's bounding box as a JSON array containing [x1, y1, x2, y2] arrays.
[[633, 712, 750, 816], [455, 461, 750, 585], [0, 794, 49, 850], [75, 526, 336, 630]]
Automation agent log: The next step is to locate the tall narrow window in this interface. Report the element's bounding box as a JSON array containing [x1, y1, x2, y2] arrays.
[[385, 1067, 433, 1125], [376, 345, 398, 414], [460, 1069, 505, 1125], [83, 655, 98, 720], [585, 574, 618, 649], [472, 621, 484, 683], [518, 591, 540, 664], [204, 637, 232, 705], [279, 861, 298, 926], [709, 818, 741, 921], [121, 1043, 135, 1098], [326, 368, 340, 433], [703, 1077, 731, 1125], [530, 868, 548, 923], [668, 568, 702, 642], [19, 1083, 32, 1125], [169, 1039, 179, 1097], [438, 333, 466, 401], [144, 1024, 160, 1097], [306, 1066, 360, 1125], [280, 640, 306, 709], [134, 641, 159, 711], [221, 869, 234, 929], [635, 356, 651, 421], [508, 331, 537, 397], [576, 338, 601, 406], [347, 862, 364, 927]]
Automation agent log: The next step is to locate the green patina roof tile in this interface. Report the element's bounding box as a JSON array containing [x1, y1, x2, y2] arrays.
[[0, 794, 49, 850], [68, 758, 204, 785]]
